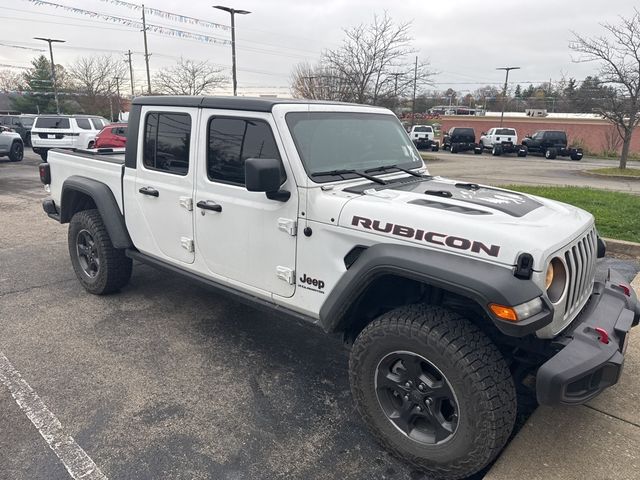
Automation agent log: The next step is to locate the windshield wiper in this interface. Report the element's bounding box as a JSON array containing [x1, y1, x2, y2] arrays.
[[364, 164, 427, 178], [311, 169, 387, 185]]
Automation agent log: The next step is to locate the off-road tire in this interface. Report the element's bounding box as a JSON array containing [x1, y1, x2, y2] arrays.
[[68, 209, 132, 295], [349, 304, 516, 480], [450, 143, 459, 154], [545, 148, 557, 160], [570, 152, 582, 161], [9, 141, 24, 162]]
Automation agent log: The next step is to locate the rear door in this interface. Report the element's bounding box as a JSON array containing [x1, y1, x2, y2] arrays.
[[194, 111, 298, 297], [128, 107, 197, 264]]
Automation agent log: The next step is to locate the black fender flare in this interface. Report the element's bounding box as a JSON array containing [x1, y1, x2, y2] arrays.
[[60, 175, 133, 249], [319, 243, 552, 337]]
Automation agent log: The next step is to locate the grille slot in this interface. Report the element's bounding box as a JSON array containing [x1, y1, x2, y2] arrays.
[[562, 228, 597, 322]]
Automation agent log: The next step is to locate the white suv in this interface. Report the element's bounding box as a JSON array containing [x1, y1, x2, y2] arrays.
[[31, 115, 110, 161]]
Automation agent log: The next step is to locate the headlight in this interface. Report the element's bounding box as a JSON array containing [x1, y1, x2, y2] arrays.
[[546, 257, 567, 303]]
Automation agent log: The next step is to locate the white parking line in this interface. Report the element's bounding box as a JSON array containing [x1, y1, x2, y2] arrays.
[[0, 351, 108, 480]]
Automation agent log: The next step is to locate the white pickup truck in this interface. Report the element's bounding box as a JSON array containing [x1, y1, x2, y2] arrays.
[[39, 96, 638, 480], [479, 127, 526, 156], [408, 124, 439, 151]]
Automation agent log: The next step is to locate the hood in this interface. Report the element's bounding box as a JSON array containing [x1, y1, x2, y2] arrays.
[[338, 175, 594, 268]]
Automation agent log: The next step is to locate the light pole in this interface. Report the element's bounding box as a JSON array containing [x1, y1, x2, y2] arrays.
[[213, 5, 251, 96], [34, 37, 65, 114], [496, 66, 520, 126]]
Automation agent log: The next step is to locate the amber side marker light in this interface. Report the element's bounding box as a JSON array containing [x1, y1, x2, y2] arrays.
[[489, 304, 518, 321]]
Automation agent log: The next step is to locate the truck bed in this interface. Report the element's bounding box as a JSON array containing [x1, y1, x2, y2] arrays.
[[47, 148, 126, 213]]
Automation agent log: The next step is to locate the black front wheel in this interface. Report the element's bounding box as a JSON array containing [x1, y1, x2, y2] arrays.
[[349, 305, 516, 480], [68, 209, 132, 295], [9, 142, 24, 162]]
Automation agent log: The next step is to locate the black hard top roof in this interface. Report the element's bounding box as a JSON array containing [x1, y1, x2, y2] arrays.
[[131, 95, 375, 112]]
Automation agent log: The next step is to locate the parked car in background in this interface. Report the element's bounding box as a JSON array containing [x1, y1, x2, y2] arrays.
[[442, 127, 482, 154], [0, 125, 24, 162], [408, 125, 439, 151], [95, 123, 127, 148], [31, 115, 110, 161], [479, 127, 527, 156], [521, 130, 583, 160], [0, 114, 36, 146]]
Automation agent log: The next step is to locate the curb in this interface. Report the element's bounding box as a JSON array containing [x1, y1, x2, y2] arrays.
[[603, 237, 640, 258], [582, 170, 640, 181]]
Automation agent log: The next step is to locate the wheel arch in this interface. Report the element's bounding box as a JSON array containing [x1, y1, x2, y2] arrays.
[[60, 176, 133, 249], [319, 243, 547, 339]]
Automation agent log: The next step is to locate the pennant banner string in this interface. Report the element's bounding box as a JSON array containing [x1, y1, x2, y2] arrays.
[[97, 0, 230, 31], [25, 0, 231, 46]]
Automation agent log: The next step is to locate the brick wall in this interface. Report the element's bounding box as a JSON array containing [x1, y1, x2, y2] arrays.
[[439, 116, 640, 155]]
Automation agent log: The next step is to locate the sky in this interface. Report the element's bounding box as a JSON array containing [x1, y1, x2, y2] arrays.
[[0, 0, 636, 97]]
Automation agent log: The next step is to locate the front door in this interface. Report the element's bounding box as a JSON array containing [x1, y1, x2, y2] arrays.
[[194, 112, 298, 298], [131, 107, 197, 264]]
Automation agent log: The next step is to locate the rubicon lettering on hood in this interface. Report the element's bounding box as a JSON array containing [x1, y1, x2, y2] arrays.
[[351, 216, 501, 257]]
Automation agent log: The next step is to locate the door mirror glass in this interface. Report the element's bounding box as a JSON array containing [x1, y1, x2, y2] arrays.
[[245, 158, 282, 193]]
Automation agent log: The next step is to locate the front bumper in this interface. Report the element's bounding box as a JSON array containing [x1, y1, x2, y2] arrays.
[[536, 269, 639, 405]]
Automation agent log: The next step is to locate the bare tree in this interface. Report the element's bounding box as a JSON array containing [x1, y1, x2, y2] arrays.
[[68, 55, 127, 97], [154, 58, 226, 96], [291, 12, 434, 106], [570, 9, 640, 169], [0, 69, 23, 93]]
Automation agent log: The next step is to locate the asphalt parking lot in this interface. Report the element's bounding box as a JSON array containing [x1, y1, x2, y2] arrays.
[[1, 150, 638, 480]]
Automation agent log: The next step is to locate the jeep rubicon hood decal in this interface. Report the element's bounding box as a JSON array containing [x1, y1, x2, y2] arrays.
[[343, 176, 542, 217]]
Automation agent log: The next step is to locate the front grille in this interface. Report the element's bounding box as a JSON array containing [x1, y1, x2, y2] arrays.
[[563, 228, 597, 321]]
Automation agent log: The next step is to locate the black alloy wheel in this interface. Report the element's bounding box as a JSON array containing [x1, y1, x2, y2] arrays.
[[76, 229, 100, 278], [375, 351, 459, 445]]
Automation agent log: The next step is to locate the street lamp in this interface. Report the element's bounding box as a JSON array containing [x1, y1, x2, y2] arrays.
[[213, 5, 251, 96], [34, 37, 65, 114], [496, 66, 520, 126]]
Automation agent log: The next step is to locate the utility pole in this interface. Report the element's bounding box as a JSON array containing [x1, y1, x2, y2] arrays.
[[124, 50, 134, 96], [411, 56, 418, 127], [141, 5, 152, 94], [214, 6, 251, 96], [33, 37, 65, 114], [114, 76, 121, 120], [496, 66, 520, 126]]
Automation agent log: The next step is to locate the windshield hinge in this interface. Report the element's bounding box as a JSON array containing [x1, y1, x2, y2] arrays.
[[278, 218, 297, 236], [180, 237, 194, 253], [179, 197, 193, 211]]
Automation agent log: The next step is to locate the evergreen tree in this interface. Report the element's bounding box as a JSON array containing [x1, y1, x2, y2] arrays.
[[11, 55, 56, 114], [514, 84, 522, 98]]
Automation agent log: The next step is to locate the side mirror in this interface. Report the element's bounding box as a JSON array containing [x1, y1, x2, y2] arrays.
[[481, 132, 486, 136], [245, 157, 290, 201]]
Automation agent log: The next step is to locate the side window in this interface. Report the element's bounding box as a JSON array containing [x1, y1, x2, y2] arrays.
[[207, 117, 283, 186], [90, 118, 104, 130], [143, 112, 191, 176], [76, 118, 92, 130], [12, 117, 21, 126]]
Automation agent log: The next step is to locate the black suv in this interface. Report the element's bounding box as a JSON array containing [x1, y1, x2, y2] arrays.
[[443, 127, 482, 154], [521, 130, 583, 160], [0, 115, 36, 146]]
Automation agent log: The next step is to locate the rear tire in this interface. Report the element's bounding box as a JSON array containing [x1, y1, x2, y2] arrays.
[[492, 144, 502, 156], [517, 147, 527, 157], [68, 209, 132, 295], [545, 148, 557, 160], [9, 141, 23, 162], [571, 152, 582, 161], [349, 305, 516, 480]]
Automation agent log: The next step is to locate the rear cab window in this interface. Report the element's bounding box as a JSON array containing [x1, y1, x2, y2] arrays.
[[495, 128, 516, 136], [143, 112, 191, 175]]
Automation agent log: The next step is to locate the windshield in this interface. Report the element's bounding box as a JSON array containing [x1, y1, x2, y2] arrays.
[[286, 112, 422, 182]]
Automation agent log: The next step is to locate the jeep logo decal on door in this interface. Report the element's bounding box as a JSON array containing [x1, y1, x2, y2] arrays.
[[299, 274, 325, 294]]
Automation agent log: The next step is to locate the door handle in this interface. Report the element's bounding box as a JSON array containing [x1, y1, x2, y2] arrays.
[[196, 200, 222, 212], [139, 187, 159, 197]]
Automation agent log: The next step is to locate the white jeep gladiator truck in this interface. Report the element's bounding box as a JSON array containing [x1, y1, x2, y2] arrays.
[[39, 96, 638, 480]]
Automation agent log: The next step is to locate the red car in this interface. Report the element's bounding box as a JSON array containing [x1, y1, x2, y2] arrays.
[[94, 123, 127, 148]]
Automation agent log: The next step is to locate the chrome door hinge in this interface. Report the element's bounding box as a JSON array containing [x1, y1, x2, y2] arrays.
[[276, 266, 295, 285], [180, 237, 194, 253], [278, 218, 297, 236], [179, 197, 193, 211]]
